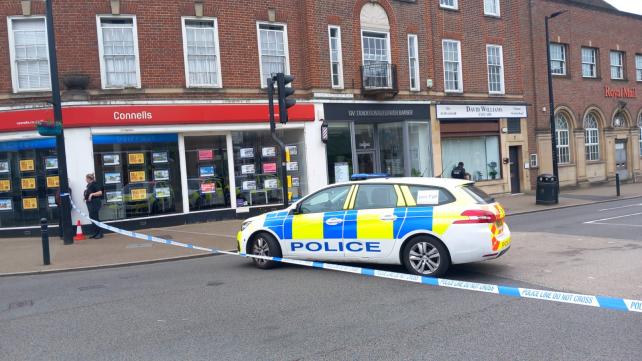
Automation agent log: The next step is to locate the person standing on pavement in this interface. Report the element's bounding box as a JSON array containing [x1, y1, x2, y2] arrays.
[[84, 173, 104, 239]]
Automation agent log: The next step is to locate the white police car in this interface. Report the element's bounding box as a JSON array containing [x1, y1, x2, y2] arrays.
[[237, 177, 510, 276]]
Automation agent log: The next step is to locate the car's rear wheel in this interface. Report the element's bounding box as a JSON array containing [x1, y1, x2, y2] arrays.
[[250, 233, 281, 269], [402, 236, 450, 277]]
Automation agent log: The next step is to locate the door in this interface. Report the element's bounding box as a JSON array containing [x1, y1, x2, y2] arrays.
[[343, 184, 403, 260], [286, 185, 352, 260], [354, 124, 378, 174], [509, 146, 521, 193], [615, 140, 628, 180]]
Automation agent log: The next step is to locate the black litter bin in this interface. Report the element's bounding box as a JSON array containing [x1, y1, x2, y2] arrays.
[[536, 174, 559, 205]]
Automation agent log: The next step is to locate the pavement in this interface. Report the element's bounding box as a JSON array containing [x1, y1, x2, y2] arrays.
[[1, 180, 642, 276]]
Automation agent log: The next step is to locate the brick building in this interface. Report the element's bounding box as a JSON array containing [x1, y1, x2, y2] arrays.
[[0, 0, 529, 234], [523, 0, 642, 187]]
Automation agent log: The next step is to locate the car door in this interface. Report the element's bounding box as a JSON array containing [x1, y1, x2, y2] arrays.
[[284, 185, 352, 261], [343, 183, 405, 260]]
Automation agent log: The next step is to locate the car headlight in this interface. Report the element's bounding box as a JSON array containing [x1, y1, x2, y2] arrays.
[[241, 220, 252, 231]]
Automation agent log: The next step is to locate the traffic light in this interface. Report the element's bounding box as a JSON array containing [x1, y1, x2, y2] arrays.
[[36, 121, 62, 136], [276, 73, 296, 124]]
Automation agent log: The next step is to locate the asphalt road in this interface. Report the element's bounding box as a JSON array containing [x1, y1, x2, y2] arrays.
[[2, 198, 642, 361]]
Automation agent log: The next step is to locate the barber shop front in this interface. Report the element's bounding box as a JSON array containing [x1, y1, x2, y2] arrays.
[[323, 103, 432, 183]]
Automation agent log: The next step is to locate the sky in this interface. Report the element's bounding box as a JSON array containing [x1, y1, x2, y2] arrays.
[[604, 0, 642, 15]]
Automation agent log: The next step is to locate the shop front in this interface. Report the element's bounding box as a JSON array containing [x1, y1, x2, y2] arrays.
[[323, 102, 432, 183], [435, 103, 529, 194], [0, 103, 317, 235]]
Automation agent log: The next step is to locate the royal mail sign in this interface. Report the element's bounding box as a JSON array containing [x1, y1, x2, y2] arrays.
[[604, 86, 637, 99]]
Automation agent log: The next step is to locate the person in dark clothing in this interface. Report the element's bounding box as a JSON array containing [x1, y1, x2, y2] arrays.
[[84, 173, 104, 239], [451, 162, 470, 180]]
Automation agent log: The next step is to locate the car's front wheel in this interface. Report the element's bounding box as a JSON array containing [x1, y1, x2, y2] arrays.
[[402, 236, 450, 277], [249, 233, 282, 269]]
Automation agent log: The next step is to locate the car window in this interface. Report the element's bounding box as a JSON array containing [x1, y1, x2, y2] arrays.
[[460, 184, 495, 204], [353, 184, 397, 209], [299, 185, 351, 214], [406, 185, 455, 206]]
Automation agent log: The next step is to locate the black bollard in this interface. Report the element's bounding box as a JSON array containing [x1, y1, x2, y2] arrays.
[[616, 173, 621, 197], [41, 218, 51, 266]]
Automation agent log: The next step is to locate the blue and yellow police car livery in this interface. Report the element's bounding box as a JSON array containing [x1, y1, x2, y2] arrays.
[[237, 177, 511, 276]]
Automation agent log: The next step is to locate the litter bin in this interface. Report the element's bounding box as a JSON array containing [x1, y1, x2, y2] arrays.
[[536, 174, 559, 205]]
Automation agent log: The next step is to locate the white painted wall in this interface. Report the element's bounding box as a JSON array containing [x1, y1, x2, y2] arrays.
[[303, 104, 329, 193], [63, 128, 94, 225]]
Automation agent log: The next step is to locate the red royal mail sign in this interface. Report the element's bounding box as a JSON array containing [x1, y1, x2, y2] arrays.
[[604, 86, 637, 99], [0, 103, 315, 133]]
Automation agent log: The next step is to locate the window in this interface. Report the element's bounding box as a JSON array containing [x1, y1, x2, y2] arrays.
[[8, 17, 51, 92], [550, 43, 566, 75], [299, 185, 350, 214], [442, 39, 463, 92], [555, 113, 570, 164], [581, 47, 597, 78], [484, 0, 500, 16], [584, 113, 600, 161], [362, 31, 391, 88], [353, 184, 398, 209], [636, 55, 642, 81], [181, 18, 222, 88], [507, 118, 521, 134], [440, 0, 458, 10], [441, 136, 501, 181], [461, 184, 495, 204], [638, 114, 642, 156], [486, 44, 504, 94], [184, 136, 229, 211], [406, 185, 455, 206], [408, 34, 420, 91], [610, 51, 624, 80], [97, 16, 140, 89], [257, 23, 290, 88], [328, 26, 344, 89]]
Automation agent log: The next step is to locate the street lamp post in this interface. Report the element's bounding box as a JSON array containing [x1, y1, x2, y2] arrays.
[[544, 10, 567, 204], [45, 0, 74, 245]]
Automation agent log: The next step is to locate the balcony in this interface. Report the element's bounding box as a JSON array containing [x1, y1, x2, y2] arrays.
[[360, 62, 398, 98]]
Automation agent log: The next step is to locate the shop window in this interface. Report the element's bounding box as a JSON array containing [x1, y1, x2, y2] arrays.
[[550, 43, 567, 76], [8, 17, 51, 92], [232, 130, 306, 207], [408, 122, 432, 177], [584, 113, 600, 161], [378, 123, 405, 177], [442, 136, 501, 181], [327, 123, 354, 183], [555, 113, 571, 164], [182, 18, 222, 88], [257, 23, 289, 88], [0, 139, 59, 228], [184, 136, 230, 211], [97, 16, 141, 89], [93, 134, 182, 221], [328, 26, 344, 89]]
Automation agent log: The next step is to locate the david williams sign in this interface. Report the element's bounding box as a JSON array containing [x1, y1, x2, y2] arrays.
[[437, 104, 527, 119]]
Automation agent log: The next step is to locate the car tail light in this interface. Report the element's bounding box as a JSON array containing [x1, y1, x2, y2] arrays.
[[453, 209, 497, 224]]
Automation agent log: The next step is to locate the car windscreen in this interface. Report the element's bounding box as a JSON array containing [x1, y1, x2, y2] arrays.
[[460, 184, 495, 204]]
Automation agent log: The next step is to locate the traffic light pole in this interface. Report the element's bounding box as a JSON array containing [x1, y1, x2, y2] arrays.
[[267, 78, 289, 210], [46, 0, 74, 244]]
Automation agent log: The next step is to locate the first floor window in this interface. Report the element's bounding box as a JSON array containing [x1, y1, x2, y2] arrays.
[[582, 47, 597, 78], [8, 17, 51, 92], [442, 39, 463, 92], [408, 34, 420, 91], [636, 55, 642, 81], [362, 31, 391, 88], [97, 16, 140, 88], [486, 44, 504, 94], [258, 23, 289, 87], [182, 18, 222, 88], [610, 51, 624, 80], [440, 0, 458, 9], [484, 0, 500, 16], [550, 43, 566, 75], [328, 26, 344, 88], [442, 136, 501, 181], [584, 113, 600, 161], [555, 113, 571, 164], [638, 114, 642, 156]]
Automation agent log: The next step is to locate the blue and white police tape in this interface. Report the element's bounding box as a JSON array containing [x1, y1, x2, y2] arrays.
[[68, 198, 642, 314]]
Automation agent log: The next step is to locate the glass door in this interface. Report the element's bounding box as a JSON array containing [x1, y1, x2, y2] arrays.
[[354, 124, 378, 174]]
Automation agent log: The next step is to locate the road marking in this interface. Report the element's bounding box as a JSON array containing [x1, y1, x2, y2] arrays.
[[149, 227, 236, 239], [584, 211, 642, 224], [585, 222, 642, 228], [599, 203, 642, 212]]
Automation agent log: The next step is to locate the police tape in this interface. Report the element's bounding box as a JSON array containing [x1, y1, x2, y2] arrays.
[[68, 198, 642, 314]]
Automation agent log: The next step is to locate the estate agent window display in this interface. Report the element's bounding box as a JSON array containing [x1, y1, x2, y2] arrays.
[[184, 136, 231, 211]]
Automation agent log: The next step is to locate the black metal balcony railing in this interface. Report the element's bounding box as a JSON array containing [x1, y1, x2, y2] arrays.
[[360, 62, 398, 97]]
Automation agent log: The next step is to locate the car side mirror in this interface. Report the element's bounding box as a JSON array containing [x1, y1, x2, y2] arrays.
[[292, 203, 302, 215]]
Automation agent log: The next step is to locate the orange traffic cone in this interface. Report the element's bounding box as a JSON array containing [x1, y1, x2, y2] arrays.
[[73, 220, 85, 241]]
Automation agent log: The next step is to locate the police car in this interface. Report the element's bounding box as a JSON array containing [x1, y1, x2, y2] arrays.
[[237, 177, 510, 276]]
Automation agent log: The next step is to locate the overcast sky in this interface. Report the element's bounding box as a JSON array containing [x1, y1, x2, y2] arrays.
[[604, 0, 642, 15]]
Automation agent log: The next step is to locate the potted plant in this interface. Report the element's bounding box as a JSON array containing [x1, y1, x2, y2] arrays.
[[488, 161, 498, 180]]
